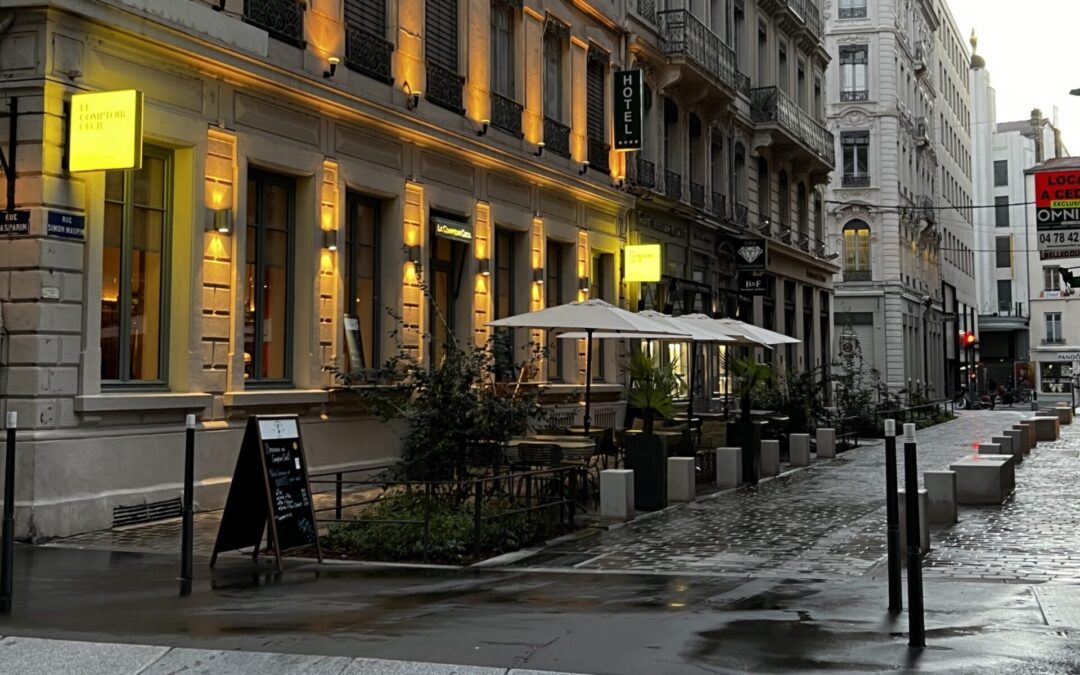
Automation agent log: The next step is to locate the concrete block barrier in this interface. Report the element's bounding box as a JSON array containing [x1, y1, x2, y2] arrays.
[[789, 433, 811, 467], [600, 470, 634, 521], [990, 435, 1013, 457], [816, 428, 836, 459], [1003, 429, 1025, 460], [760, 440, 780, 477], [715, 447, 742, 490], [924, 470, 958, 524], [666, 457, 696, 504]]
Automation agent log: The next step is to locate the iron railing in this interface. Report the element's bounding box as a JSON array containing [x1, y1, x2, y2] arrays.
[[588, 137, 611, 173], [664, 170, 682, 201], [637, 0, 657, 24], [632, 156, 656, 189], [840, 89, 870, 102], [916, 194, 934, 223], [734, 202, 748, 225], [657, 9, 750, 96], [838, 4, 867, 19], [711, 191, 726, 217], [842, 173, 870, 187], [915, 117, 929, 145], [345, 25, 393, 84], [425, 62, 465, 113], [544, 117, 571, 157], [750, 86, 835, 165], [243, 0, 304, 46], [844, 269, 871, 281], [690, 182, 705, 208], [781, 0, 823, 41], [491, 92, 523, 137]]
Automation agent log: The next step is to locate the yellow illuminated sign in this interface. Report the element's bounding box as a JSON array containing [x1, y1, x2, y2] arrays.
[[625, 244, 662, 282], [69, 90, 144, 172]]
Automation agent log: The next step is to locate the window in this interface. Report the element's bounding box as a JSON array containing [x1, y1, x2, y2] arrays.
[[778, 170, 790, 226], [546, 240, 569, 380], [245, 171, 295, 382], [101, 147, 171, 384], [490, 0, 515, 99], [995, 236, 1011, 268], [543, 20, 566, 122], [756, 157, 769, 224], [841, 131, 870, 186], [797, 60, 806, 108], [757, 23, 768, 85], [839, 46, 868, 100], [993, 160, 1008, 186], [494, 228, 518, 381], [425, 0, 458, 72], [586, 46, 609, 170], [430, 221, 469, 367], [1044, 266, 1061, 292], [842, 220, 870, 280], [343, 194, 380, 371], [1046, 312, 1063, 343], [997, 280, 1012, 313], [778, 42, 788, 93], [995, 196, 1009, 227], [838, 0, 866, 18], [590, 252, 613, 381], [345, 0, 391, 82]]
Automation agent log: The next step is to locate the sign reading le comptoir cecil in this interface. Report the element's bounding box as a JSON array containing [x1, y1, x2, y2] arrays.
[[1035, 169, 1080, 259], [69, 90, 144, 173]]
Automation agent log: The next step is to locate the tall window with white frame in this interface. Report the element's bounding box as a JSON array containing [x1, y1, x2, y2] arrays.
[[997, 280, 1012, 315], [489, 0, 520, 136], [1046, 312, 1063, 344], [841, 131, 870, 187], [838, 0, 867, 19], [839, 45, 868, 101], [543, 18, 570, 157], [101, 147, 171, 385], [586, 45, 609, 172], [245, 171, 294, 383], [995, 236, 1011, 269], [1044, 265, 1061, 292], [343, 194, 381, 372], [842, 220, 871, 281]]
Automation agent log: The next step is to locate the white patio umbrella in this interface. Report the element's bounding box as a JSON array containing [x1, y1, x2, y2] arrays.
[[488, 300, 690, 434], [712, 317, 801, 346]]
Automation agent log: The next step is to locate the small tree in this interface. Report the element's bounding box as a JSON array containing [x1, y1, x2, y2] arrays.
[[626, 349, 685, 434]]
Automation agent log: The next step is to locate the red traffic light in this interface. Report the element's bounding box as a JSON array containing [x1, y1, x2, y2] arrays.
[[962, 331, 977, 347]]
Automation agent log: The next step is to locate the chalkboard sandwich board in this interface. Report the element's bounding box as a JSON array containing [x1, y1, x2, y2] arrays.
[[210, 415, 322, 571]]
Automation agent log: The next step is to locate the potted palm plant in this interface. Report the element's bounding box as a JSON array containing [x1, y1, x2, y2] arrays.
[[726, 355, 774, 484], [623, 349, 685, 510]]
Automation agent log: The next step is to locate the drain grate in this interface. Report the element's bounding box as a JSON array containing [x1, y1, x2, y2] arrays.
[[1034, 587, 1080, 629], [112, 497, 182, 528]]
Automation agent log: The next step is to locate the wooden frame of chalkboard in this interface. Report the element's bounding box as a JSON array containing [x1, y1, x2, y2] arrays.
[[210, 415, 322, 571]]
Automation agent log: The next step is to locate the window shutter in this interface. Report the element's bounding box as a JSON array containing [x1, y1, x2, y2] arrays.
[[345, 0, 385, 34], [586, 47, 606, 139], [425, 0, 458, 72]]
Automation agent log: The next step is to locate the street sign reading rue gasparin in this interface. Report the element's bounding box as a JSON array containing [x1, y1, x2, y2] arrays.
[[613, 70, 643, 151]]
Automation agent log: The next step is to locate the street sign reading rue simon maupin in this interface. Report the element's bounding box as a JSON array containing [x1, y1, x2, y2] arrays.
[[614, 70, 643, 151], [1035, 169, 1080, 259]]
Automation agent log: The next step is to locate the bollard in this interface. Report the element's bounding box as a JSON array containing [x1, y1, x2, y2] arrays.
[[884, 420, 902, 613], [180, 414, 195, 597], [1, 412, 17, 612], [903, 423, 925, 648]]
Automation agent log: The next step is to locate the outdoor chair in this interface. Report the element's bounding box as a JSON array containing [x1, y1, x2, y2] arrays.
[[516, 443, 563, 469]]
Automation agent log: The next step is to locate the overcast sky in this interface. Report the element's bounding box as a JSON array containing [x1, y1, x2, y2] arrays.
[[945, 0, 1080, 152]]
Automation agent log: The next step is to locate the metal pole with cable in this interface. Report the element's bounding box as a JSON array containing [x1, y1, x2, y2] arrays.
[[884, 419, 902, 613], [1, 411, 16, 612], [903, 422, 925, 648]]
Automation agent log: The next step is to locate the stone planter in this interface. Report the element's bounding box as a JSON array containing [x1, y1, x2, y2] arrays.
[[623, 433, 667, 511]]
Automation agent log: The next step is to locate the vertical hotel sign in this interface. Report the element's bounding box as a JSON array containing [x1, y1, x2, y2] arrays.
[[1035, 169, 1080, 259], [69, 90, 144, 173], [613, 70, 643, 151]]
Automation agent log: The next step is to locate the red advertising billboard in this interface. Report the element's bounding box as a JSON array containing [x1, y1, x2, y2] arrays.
[[1035, 169, 1080, 259]]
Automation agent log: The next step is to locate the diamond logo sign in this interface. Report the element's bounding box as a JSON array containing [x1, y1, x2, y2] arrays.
[[736, 238, 767, 271]]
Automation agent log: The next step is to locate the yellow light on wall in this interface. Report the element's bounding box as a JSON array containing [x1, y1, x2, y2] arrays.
[[625, 244, 662, 282], [69, 90, 144, 172]]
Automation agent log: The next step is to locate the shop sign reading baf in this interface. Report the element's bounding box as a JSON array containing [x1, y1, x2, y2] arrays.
[[69, 90, 144, 173]]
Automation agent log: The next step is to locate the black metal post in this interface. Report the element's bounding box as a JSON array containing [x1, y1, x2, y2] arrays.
[[335, 472, 343, 520], [884, 419, 901, 613], [472, 479, 483, 557], [902, 423, 925, 648], [583, 329, 594, 436], [4, 98, 17, 211], [1, 412, 17, 612], [180, 414, 195, 596]]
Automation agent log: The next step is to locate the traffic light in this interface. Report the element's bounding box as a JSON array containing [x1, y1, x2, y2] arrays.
[[1060, 268, 1080, 289], [961, 331, 977, 349]]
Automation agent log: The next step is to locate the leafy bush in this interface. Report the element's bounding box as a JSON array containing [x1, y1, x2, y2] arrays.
[[756, 367, 827, 434], [627, 349, 685, 434], [322, 492, 559, 564]]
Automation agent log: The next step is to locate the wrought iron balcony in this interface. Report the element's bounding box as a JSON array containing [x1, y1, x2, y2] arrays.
[[490, 92, 523, 137], [711, 191, 726, 217], [780, 0, 823, 41], [750, 86, 835, 168], [840, 89, 869, 102], [543, 117, 571, 158], [588, 137, 611, 173], [664, 170, 682, 201], [244, 0, 304, 46], [690, 182, 705, 208], [914, 117, 930, 146], [425, 62, 465, 114], [844, 269, 872, 282], [637, 0, 657, 24], [842, 173, 870, 188], [657, 10, 750, 97], [734, 202, 748, 225], [839, 4, 867, 18], [346, 25, 393, 84], [916, 194, 934, 223], [631, 156, 656, 189]]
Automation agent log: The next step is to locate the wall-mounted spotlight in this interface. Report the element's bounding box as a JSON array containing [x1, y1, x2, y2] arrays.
[[478, 259, 491, 276], [533, 268, 545, 284], [206, 209, 232, 234], [323, 56, 340, 79], [579, 161, 590, 175], [404, 82, 422, 110], [578, 277, 590, 291], [613, 174, 626, 189], [322, 229, 338, 251], [533, 142, 545, 157], [407, 245, 422, 263], [477, 119, 490, 136]]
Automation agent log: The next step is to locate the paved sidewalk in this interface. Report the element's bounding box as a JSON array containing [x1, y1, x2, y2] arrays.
[[512, 410, 1080, 582], [0, 636, 582, 675]]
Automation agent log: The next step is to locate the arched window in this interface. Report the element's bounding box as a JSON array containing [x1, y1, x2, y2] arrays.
[[756, 157, 769, 224], [843, 220, 871, 280], [778, 170, 790, 226]]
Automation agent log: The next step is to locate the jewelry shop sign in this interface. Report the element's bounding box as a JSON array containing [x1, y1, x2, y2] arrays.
[[1035, 169, 1080, 259]]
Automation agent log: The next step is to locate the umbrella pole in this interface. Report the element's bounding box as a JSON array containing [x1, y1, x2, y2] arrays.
[[687, 342, 695, 428], [583, 329, 594, 436]]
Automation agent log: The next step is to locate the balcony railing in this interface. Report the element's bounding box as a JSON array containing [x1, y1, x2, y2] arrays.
[[543, 117, 571, 158], [244, 0, 304, 46], [637, 0, 657, 24], [711, 191, 726, 217], [425, 62, 465, 113], [490, 92, 523, 137], [840, 89, 870, 102], [844, 269, 871, 282], [734, 202, 748, 225], [781, 0, 823, 41], [657, 10, 750, 96], [631, 156, 656, 189], [916, 194, 934, 223], [690, 182, 705, 208], [838, 4, 867, 19], [842, 173, 870, 187], [664, 170, 682, 201], [750, 86, 835, 165], [914, 117, 929, 145], [588, 137, 611, 173], [345, 25, 393, 84]]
